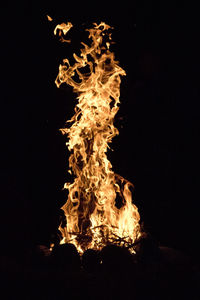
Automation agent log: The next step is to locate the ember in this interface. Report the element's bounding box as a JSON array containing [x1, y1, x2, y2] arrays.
[[53, 20, 141, 253]]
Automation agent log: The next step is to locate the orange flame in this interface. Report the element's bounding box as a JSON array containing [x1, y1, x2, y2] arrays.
[[54, 21, 73, 43], [55, 22, 140, 253], [47, 15, 53, 22]]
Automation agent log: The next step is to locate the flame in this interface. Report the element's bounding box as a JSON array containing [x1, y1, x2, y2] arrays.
[[47, 15, 53, 22], [54, 21, 73, 43], [55, 22, 141, 253]]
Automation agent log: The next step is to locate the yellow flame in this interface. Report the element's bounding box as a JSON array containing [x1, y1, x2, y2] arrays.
[[55, 22, 141, 252], [54, 21, 73, 43]]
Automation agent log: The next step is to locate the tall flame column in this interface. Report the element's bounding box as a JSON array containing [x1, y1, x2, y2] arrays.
[[55, 22, 140, 252]]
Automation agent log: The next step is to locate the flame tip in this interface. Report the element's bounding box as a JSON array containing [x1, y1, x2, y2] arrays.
[[47, 15, 53, 22]]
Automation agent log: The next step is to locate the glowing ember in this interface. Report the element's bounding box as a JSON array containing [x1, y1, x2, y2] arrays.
[[54, 21, 141, 253]]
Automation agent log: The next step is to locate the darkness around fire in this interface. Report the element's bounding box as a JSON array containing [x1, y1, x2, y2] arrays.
[[1, 2, 200, 262]]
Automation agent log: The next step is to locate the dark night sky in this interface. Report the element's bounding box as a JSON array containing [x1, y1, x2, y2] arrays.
[[1, 2, 200, 259]]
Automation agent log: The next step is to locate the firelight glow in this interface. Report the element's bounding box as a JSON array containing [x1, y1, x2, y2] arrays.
[[54, 21, 141, 253]]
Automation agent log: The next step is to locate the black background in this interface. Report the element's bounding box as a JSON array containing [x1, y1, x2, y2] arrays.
[[1, 1, 200, 259]]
